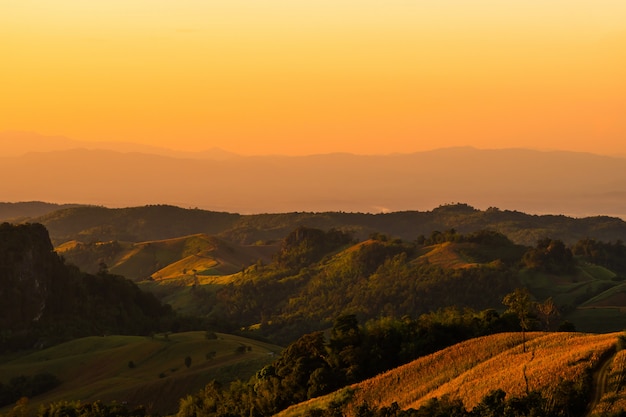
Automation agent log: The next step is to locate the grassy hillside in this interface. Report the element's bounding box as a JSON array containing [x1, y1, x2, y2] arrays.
[[278, 332, 618, 417], [415, 239, 524, 269], [0, 332, 282, 415], [57, 234, 276, 282], [520, 262, 626, 333]]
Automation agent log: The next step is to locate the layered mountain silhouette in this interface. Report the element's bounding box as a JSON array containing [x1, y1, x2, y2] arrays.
[[2, 132, 626, 217], [0, 131, 237, 160]]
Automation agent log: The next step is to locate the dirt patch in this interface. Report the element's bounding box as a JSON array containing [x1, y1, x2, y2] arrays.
[[586, 348, 617, 417]]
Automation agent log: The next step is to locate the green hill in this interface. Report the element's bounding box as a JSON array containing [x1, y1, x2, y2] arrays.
[[57, 234, 276, 282], [58, 226, 626, 343], [0, 332, 282, 416]]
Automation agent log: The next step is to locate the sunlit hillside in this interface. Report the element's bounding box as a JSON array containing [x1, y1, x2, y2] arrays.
[[278, 332, 618, 416], [57, 234, 276, 282]]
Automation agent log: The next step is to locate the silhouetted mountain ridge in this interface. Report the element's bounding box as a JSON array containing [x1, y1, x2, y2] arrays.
[[21, 203, 626, 248], [1, 143, 625, 216], [0, 201, 87, 223]]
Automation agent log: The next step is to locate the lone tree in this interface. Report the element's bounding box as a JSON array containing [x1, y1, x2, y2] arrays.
[[503, 288, 533, 352], [536, 297, 559, 331], [184, 356, 192, 368]]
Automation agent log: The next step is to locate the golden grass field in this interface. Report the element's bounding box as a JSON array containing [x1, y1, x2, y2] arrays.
[[278, 332, 619, 417], [0, 332, 281, 415]]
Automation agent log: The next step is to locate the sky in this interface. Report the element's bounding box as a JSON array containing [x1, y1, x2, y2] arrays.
[[2, 1, 625, 156]]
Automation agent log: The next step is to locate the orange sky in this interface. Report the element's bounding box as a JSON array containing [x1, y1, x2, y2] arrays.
[[1, 1, 625, 156]]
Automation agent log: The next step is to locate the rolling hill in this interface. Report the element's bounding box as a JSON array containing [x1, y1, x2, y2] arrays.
[[0, 331, 282, 416], [277, 332, 619, 416], [54, 223, 626, 339], [57, 233, 276, 282]]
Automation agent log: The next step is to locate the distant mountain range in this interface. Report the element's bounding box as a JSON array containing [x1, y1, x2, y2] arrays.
[[1, 131, 626, 217], [0, 131, 238, 160], [3, 202, 625, 249]]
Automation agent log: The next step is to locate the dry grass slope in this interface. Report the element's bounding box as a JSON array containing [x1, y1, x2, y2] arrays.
[[592, 347, 626, 415], [415, 242, 479, 269], [279, 332, 619, 417]]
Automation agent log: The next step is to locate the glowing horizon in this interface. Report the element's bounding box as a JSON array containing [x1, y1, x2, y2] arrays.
[[1, 1, 625, 156]]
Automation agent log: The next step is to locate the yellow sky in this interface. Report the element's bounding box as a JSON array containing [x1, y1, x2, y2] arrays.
[[1, 1, 625, 155]]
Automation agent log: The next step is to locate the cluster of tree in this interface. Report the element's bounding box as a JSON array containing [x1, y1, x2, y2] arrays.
[[572, 238, 626, 274], [521, 238, 575, 273], [274, 226, 354, 270], [0, 373, 60, 408], [176, 309, 523, 417]]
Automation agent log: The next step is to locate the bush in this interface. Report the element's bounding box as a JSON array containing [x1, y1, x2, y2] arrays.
[[0, 373, 60, 407]]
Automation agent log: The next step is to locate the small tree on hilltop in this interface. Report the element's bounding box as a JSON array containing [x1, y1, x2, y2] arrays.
[[503, 288, 533, 352]]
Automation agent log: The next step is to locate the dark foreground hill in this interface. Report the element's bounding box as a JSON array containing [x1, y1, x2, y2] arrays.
[[0, 223, 175, 352]]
